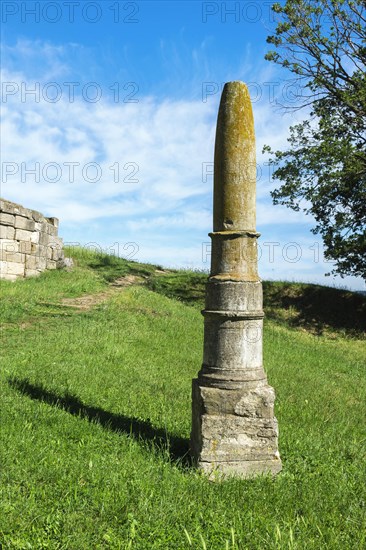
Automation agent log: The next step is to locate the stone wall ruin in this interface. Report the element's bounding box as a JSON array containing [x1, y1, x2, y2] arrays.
[[0, 198, 66, 281]]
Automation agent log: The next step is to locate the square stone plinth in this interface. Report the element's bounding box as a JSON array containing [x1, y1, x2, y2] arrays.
[[191, 379, 282, 479]]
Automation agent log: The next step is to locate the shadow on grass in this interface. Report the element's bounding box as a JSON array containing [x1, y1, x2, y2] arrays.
[[262, 281, 366, 336], [95, 262, 365, 336], [146, 272, 206, 306], [145, 272, 365, 335], [8, 376, 191, 468]]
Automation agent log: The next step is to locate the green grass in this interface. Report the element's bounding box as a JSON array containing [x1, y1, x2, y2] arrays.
[[1, 248, 365, 549]]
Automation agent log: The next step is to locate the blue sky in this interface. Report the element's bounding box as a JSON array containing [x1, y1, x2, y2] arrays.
[[1, 0, 364, 291]]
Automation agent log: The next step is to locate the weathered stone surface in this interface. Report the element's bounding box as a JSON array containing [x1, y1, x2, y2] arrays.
[[19, 241, 33, 254], [0, 225, 15, 240], [31, 210, 44, 223], [213, 83, 256, 234], [48, 217, 59, 229], [203, 318, 264, 372], [0, 251, 24, 263], [25, 255, 38, 270], [197, 458, 282, 480], [17, 205, 32, 218], [205, 280, 262, 312], [0, 242, 23, 263], [33, 244, 45, 257], [1, 239, 19, 253], [190, 81, 281, 479], [209, 233, 259, 281], [3, 261, 25, 276], [46, 224, 58, 236], [193, 382, 275, 417], [15, 216, 35, 231], [37, 257, 47, 271], [30, 231, 39, 244], [1, 198, 66, 280], [48, 235, 63, 247], [0, 213, 15, 226], [39, 231, 50, 246], [15, 228, 33, 242], [58, 257, 73, 270], [0, 199, 34, 219], [25, 269, 41, 278], [0, 199, 17, 215], [199, 420, 279, 461], [52, 246, 63, 261]]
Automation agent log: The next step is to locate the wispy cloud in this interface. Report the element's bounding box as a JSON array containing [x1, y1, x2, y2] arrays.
[[1, 39, 363, 290]]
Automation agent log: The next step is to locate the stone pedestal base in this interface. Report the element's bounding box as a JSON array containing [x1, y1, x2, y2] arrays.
[[191, 379, 282, 479], [190, 82, 282, 479]]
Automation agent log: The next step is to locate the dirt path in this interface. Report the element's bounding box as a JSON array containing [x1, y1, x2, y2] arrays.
[[60, 274, 144, 311]]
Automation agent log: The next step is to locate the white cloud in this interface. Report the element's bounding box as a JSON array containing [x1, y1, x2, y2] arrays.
[[1, 63, 217, 218], [1, 40, 363, 291]]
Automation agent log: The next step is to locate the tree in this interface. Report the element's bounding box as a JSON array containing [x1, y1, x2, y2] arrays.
[[264, 0, 366, 279]]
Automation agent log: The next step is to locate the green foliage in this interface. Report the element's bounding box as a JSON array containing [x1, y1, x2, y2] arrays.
[[0, 250, 365, 548], [264, 0, 366, 278]]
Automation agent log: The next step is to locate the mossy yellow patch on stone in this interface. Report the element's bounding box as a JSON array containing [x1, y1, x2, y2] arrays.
[[213, 81, 256, 234], [191, 81, 281, 479]]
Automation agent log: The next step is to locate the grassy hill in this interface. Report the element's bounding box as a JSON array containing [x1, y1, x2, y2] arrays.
[[1, 247, 365, 549]]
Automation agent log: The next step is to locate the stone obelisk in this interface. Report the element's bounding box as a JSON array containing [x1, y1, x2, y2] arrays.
[[191, 81, 282, 478]]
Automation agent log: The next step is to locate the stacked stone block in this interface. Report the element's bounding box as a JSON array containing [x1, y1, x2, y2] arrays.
[[191, 82, 282, 478], [0, 198, 65, 281]]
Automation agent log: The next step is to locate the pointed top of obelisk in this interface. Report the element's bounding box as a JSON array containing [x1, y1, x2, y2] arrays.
[[213, 81, 256, 232]]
